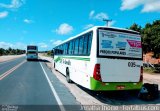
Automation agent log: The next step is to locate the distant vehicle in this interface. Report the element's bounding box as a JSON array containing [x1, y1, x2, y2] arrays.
[[26, 45, 38, 60], [53, 26, 143, 91]]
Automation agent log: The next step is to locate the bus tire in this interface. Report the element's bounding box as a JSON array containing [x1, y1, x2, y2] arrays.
[[66, 68, 72, 83]]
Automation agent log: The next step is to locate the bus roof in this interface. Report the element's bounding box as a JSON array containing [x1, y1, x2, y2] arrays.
[[54, 26, 140, 48]]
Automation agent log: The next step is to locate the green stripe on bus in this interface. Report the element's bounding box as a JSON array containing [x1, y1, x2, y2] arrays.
[[54, 57, 62, 62], [54, 56, 90, 62], [90, 77, 142, 91]]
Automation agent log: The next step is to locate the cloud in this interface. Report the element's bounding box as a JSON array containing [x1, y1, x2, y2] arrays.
[[89, 10, 108, 21], [13, 42, 26, 49], [108, 20, 116, 27], [142, 1, 160, 12], [120, 0, 160, 12], [0, 42, 13, 49], [24, 19, 33, 24], [0, 42, 26, 49], [50, 40, 63, 46], [94, 12, 108, 20], [120, 0, 143, 11], [55, 23, 73, 35], [89, 10, 95, 18], [38, 43, 48, 48], [84, 24, 94, 29], [0, 11, 8, 19], [0, 0, 25, 9]]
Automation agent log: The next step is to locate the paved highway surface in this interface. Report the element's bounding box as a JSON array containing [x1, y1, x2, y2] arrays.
[[0, 57, 82, 111]]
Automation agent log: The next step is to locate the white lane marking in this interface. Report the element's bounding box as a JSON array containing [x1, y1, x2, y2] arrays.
[[0, 60, 26, 80], [40, 62, 66, 111]]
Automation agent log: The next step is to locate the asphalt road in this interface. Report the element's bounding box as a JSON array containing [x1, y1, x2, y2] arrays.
[[0, 57, 82, 111]]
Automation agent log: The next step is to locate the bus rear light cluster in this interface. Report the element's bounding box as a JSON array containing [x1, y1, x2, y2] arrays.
[[93, 64, 102, 82]]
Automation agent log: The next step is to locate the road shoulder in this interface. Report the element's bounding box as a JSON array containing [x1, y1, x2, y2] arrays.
[[0, 54, 25, 63]]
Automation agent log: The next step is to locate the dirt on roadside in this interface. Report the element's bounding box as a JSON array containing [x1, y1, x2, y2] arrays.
[[0, 54, 25, 63], [143, 73, 160, 86]]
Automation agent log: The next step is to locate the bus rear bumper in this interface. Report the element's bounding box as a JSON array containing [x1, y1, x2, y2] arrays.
[[26, 56, 38, 60], [90, 77, 143, 91]]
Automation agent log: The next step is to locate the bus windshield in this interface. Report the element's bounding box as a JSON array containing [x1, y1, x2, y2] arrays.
[[27, 46, 37, 50], [98, 29, 142, 59]]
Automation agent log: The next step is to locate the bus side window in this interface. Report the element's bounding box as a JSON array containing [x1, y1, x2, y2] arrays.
[[64, 43, 67, 55], [83, 35, 88, 55], [57, 47, 59, 55], [58, 45, 63, 55], [69, 41, 73, 55], [79, 36, 84, 55], [54, 48, 58, 55], [72, 40, 75, 54], [87, 33, 93, 55], [67, 42, 70, 55], [60, 45, 64, 55], [74, 38, 79, 55], [58, 46, 61, 55]]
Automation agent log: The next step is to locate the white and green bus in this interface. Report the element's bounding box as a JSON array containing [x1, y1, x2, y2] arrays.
[[26, 45, 38, 60], [53, 26, 143, 91]]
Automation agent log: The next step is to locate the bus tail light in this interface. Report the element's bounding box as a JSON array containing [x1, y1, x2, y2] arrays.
[[139, 66, 143, 82], [93, 64, 102, 82]]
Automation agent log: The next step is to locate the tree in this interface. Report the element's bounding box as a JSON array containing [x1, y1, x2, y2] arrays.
[[0, 48, 5, 56], [142, 20, 160, 58], [0, 48, 26, 56], [129, 23, 142, 32], [47, 50, 52, 56], [129, 20, 160, 58]]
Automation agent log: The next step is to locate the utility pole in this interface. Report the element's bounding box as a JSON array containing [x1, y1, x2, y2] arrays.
[[103, 19, 112, 27]]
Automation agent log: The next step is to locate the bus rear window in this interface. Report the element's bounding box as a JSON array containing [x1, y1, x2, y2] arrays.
[[28, 51, 36, 54], [98, 29, 142, 59]]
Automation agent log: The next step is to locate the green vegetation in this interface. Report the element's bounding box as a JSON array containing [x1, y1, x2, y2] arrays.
[[39, 50, 53, 57], [143, 68, 157, 74], [129, 20, 160, 58], [47, 50, 53, 57], [0, 47, 26, 56]]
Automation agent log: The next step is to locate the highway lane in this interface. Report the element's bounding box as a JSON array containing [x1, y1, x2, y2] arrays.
[[0, 57, 25, 76], [0, 57, 81, 111]]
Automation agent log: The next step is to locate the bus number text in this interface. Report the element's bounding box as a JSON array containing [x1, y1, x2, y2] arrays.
[[128, 62, 136, 67]]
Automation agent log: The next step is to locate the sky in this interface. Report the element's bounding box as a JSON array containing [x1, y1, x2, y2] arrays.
[[0, 0, 160, 51]]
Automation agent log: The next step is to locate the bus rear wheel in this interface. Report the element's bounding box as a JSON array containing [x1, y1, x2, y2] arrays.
[[66, 68, 72, 83]]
